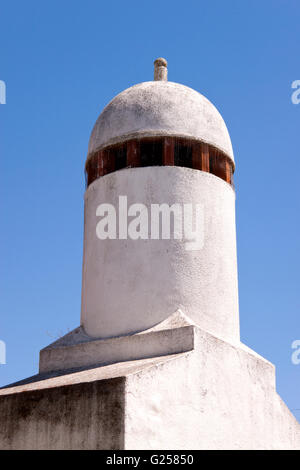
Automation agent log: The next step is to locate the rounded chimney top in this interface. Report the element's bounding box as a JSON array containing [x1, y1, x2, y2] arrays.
[[87, 80, 234, 165], [86, 58, 234, 172]]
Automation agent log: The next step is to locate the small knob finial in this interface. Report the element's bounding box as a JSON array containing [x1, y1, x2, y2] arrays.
[[154, 57, 168, 81]]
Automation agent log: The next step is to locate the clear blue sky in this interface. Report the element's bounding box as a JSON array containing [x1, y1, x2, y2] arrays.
[[1, 0, 299, 419]]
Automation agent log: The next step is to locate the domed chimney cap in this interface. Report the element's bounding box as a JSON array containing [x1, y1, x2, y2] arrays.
[[87, 59, 234, 165]]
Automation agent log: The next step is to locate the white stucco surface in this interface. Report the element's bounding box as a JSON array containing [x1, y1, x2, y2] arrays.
[[1, 323, 299, 449], [81, 166, 240, 343], [39, 310, 195, 373], [124, 328, 300, 450], [87, 81, 234, 164]]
